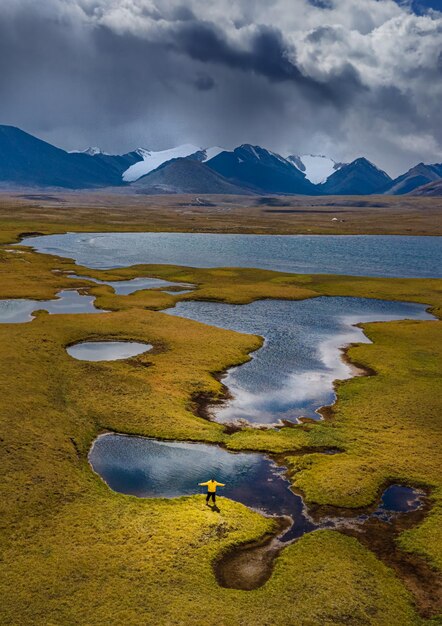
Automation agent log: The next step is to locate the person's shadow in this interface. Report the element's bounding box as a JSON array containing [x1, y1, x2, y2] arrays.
[[207, 503, 220, 513]]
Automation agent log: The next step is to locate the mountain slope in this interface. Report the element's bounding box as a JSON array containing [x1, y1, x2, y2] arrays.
[[71, 147, 144, 177], [409, 179, 442, 196], [384, 163, 442, 195], [287, 154, 344, 184], [122, 145, 225, 182], [207, 144, 317, 194], [0, 125, 125, 188], [132, 158, 252, 195], [123, 145, 202, 182], [319, 158, 392, 195], [88, 151, 143, 177]]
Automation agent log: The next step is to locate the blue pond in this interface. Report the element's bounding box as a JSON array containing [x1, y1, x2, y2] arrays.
[[0, 289, 102, 323], [21, 233, 442, 278], [166, 297, 433, 423], [89, 434, 424, 542]]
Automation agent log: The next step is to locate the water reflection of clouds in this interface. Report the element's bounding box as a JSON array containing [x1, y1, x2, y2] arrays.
[[91, 436, 269, 499], [167, 297, 433, 425], [218, 326, 373, 424]]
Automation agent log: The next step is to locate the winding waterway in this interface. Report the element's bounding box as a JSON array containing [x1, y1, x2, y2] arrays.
[[69, 274, 194, 295]]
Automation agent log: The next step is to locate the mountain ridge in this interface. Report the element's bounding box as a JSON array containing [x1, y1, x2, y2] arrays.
[[206, 144, 318, 195], [384, 162, 442, 195], [0, 125, 126, 188], [0, 125, 441, 195], [319, 158, 392, 195]]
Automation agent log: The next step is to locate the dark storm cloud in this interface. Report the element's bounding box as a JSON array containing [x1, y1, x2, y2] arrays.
[[0, 0, 441, 175], [168, 20, 366, 107], [307, 0, 333, 8], [193, 74, 216, 91], [170, 22, 305, 82]]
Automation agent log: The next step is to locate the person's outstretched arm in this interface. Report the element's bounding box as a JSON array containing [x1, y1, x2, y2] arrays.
[[198, 481, 209, 486], [215, 482, 225, 487]]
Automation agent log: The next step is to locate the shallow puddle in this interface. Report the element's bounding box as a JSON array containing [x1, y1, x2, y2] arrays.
[[66, 341, 152, 361], [166, 297, 433, 424], [0, 289, 102, 323]]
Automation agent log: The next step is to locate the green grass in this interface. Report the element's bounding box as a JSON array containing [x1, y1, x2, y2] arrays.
[[0, 224, 441, 624]]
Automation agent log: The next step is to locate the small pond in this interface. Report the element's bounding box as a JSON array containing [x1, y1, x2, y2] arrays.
[[89, 434, 424, 542], [66, 341, 152, 361]]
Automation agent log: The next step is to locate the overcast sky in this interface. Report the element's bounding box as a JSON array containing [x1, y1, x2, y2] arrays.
[[1, 0, 441, 176]]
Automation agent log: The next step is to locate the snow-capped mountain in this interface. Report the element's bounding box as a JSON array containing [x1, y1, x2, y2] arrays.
[[69, 147, 108, 156], [2, 124, 441, 195], [287, 154, 343, 184], [319, 158, 392, 195], [206, 144, 317, 194], [201, 146, 225, 162], [122, 145, 225, 182]]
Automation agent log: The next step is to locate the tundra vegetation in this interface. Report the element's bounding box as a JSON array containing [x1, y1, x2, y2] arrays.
[[0, 210, 441, 625]]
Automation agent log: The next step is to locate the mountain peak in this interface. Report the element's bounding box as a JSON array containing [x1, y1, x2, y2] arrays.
[[69, 146, 106, 156], [206, 144, 317, 194], [132, 157, 251, 195], [319, 157, 392, 195]]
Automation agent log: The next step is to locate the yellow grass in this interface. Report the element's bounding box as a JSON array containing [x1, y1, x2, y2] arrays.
[[0, 217, 441, 624]]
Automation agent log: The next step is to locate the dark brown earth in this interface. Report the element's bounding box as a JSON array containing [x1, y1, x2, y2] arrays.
[[215, 488, 441, 618]]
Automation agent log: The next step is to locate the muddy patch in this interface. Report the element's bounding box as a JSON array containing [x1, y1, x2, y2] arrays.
[[215, 484, 438, 620]]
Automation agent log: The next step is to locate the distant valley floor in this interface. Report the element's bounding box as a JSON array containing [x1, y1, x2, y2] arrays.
[[0, 191, 442, 242]]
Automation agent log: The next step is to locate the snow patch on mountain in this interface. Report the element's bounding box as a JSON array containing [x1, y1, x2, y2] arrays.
[[69, 146, 109, 156], [201, 146, 225, 162], [123, 144, 202, 182], [287, 154, 341, 184]]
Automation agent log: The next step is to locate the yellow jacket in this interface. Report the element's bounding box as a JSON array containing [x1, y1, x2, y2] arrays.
[[199, 480, 225, 493]]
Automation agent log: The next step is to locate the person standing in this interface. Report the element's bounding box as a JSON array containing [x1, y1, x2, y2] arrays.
[[198, 478, 225, 505]]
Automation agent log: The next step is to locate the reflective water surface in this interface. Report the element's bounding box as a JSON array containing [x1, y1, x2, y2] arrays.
[[0, 290, 102, 323], [66, 341, 152, 361], [21, 232, 442, 278], [89, 434, 424, 542], [69, 274, 194, 295], [166, 297, 433, 423]]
